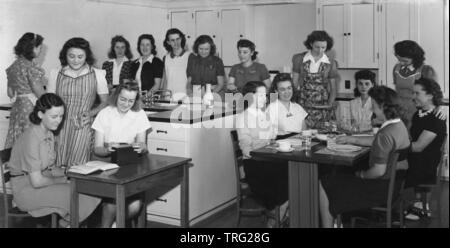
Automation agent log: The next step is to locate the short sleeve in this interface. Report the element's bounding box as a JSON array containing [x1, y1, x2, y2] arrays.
[[22, 135, 44, 173], [94, 68, 109, 95], [101, 61, 108, 70], [27, 66, 46, 89], [370, 131, 394, 165], [153, 57, 164, 78], [215, 57, 225, 76], [229, 64, 238, 78], [266, 103, 279, 129], [424, 116, 446, 136], [292, 54, 303, 73], [91, 108, 108, 133], [421, 65, 437, 81], [297, 104, 308, 120], [47, 68, 60, 93], [259, 63, 270, 80], [186, 53, 195, 77], [135, 110, 152, 133], [328, 59, 340, 81]]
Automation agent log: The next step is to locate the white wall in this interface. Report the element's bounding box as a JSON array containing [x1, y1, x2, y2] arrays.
[[253, 3, 315, 72], [0, 0, 168, 104]]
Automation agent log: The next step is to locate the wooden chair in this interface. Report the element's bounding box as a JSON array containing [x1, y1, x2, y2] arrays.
[[230, 130, 280, 228], [1, 148, 58, 228], [349, 147, 409, 228]]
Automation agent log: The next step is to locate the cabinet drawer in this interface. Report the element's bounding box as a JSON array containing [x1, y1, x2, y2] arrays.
[[146, 185, 180, 219], [148, 140, 189, 157], [149, 122, 188, 142], [0, 111, 10, 124]]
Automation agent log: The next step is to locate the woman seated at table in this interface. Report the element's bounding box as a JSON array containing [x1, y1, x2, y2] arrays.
[[348, 69, 377, 132], [91, 81, 151, 227], [267, 73, 308, 139], [236, 81, 289, 227], [319, 86, 410, 228], [8, 93, 101, 227], [404, 77, 446, 220]]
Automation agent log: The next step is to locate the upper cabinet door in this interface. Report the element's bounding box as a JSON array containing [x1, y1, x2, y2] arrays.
[[195, 10, 220, 52], [347, 2, 378, 68], [221, 9, 243, 66], [170, 10, 194, 48], [321, 3, 346, 67]]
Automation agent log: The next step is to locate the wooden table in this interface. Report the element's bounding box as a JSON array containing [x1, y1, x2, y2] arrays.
[[250, 142, 370, 228], [68, 154, 192, 228]]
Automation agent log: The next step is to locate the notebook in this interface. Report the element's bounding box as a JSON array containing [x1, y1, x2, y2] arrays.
[[68, 160, 119, 175]]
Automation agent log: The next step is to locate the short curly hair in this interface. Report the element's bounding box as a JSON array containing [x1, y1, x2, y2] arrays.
[[59, 37, 95, 66], [368, 86, 404, 122], [193, 35, 216, 56], [303, 30, 334, 51], [270, 73, 298, 103], [394, 40, 425, 69], [14, 32, 44, 60], [108, 35, 133, 59], [137, 34, 157, 56], [237, 39, 258, 61], [414, 77, 443, 106], [108, 81, 142, 112], [242, 81, 266, 110], [354, 70, 376, 97], [164, 28, 186, 53], [29, 93, 66, 135]]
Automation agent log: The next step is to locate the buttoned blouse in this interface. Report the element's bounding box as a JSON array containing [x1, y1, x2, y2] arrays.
[[8, 125, 56, 175], [267, 100, 308, 135], [349, 97, 373, 131], [236, 107, 276, 159], [91, 106, 151, 144]]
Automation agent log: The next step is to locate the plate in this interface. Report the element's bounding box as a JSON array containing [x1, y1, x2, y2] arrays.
[[315, 134, 328, 141], [276, 147, 295, 153], [327, 144, 362, 153]]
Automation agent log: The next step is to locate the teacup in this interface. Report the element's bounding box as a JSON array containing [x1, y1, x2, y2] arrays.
[[310, 129, 318, 135], [277, 141, 291, 151], [301, 130, 312, 137], [372, 127, 379, 135]]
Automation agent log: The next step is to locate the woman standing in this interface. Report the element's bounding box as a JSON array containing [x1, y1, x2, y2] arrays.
[[187, 35, 225, 101], [8, 93, 101, 227], [102, 35, 133, 91], [4, 32, 46, 149], [129, 34, 163, 92], [48, 37, 109, 167], [393, 40, 444, 125], [227, 39, 270, 93], [292, 30, 340, 129]]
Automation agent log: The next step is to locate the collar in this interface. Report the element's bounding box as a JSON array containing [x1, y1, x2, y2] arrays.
[[380, 118, 401, 130], [138, 55, 154, 64], [109, 57, 129, 63], [169, 49, 186, 58], [303, 51, 330, 64], [401, 64, 416, 71], [32, 124, 53, 142], [418, 107, 435, 118]]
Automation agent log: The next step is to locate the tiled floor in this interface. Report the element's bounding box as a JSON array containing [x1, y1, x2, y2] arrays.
[[1, 181, 448, 228]]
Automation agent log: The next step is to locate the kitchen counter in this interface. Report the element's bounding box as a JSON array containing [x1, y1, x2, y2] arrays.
[[0, 103, 12, 111]]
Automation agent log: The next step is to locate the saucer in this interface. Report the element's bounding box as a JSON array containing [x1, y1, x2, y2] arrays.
[[276, 147, 294, 153]]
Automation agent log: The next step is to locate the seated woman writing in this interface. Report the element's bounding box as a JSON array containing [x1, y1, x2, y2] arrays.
[[91, 81, 151, 227], [236, 81, 289, 227], [319, 86, 410, 228], [8, 93, 101, 227]]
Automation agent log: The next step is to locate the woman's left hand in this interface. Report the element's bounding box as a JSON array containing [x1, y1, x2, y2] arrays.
[[79, 111, 91, 126], [132, 142, 147, 153], [434, 106, 447, 120]]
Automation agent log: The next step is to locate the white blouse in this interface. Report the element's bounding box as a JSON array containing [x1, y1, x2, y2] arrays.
[[302, 51, 331, 73], [91, 106, 151, 144], [267, 100, 308, 135], [349, 96, 373, 131]]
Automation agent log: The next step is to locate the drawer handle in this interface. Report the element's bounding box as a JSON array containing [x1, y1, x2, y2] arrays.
[[156, 148, 168, 152], [156, 198, 167, 202], [156, 130, 167, 134]]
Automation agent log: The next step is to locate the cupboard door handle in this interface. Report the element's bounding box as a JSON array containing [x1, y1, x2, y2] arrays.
[[5, 116, 10, 119], [212, 35, 216, 38], [156, 130, 167, 134], [347, 33, 351, 36], [187, 35, 191, 39], [156, 198, 167, 202], [156, 148, 168, 152], [239, 34, 243, 37], [344, 33, 347, 36]]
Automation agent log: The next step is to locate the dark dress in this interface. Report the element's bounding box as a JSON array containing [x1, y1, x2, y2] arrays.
[[406, 110, 446, 187], [321, 120, 410, 216], [129, 57, 164, 91], [101, 60, 132, 88]]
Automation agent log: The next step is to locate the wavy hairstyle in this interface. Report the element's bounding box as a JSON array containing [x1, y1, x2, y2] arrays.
[[108, 35, 133, 59], [414, 77, 443, 106], [137, 34, 157, 56], [270, 73, 298, 103], [29, 93, 66, 135], [303, 30, 334, 51], [108, 81, 142, 112], [193, 35, 216, 56], [163, 28, 186, 53], [394, 40, 425, 69], [14, 32, 44, 60], [237, 39, 258, 61], [368, 86, 405, 122], [59, 37, 95, 66], [354, 69, 376, 97], [242, 81, 266, 110]]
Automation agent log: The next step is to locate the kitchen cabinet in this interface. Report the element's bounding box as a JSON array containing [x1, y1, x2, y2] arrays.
[[168, 7, 246, 65], [0, 110, 10, 151], [316, 0, 379, 69], [146, 112, 236, 226]]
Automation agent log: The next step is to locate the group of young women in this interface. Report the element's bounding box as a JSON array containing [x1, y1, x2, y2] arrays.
[[3, 28, 447, 227]]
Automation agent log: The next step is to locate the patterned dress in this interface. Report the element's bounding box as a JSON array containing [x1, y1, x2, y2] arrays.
[[4, 57, 45, 149], [294, 52, 339, 129], [55, 67, 98, 167]]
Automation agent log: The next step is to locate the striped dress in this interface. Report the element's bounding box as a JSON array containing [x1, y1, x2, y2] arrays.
[[55, 68, 97, 167]]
